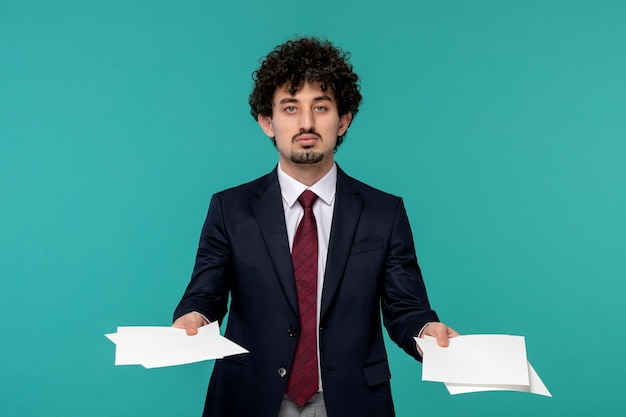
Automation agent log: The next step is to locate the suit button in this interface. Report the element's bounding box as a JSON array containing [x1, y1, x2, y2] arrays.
[[288, 326, 298, 337], [278, 367, 287, 377]]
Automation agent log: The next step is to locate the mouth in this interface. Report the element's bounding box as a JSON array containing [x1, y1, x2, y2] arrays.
[[294, 133, 321, 147]]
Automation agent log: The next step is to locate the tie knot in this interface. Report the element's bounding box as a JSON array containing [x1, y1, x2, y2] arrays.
[[298, 190, 318, 209]]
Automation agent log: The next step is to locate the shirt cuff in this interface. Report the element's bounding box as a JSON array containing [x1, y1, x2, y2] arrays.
[[417, 322, 433, 338]]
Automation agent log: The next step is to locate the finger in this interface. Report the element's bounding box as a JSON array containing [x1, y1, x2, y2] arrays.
[[437, 325, 462, 346], [172, 314, 201, 335], [436, 332, 449, 347], [185, 316, 200, 336], [433, 323, 451, 347]]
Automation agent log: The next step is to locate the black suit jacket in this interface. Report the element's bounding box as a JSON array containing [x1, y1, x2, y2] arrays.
[[174, 166, 439, 417]]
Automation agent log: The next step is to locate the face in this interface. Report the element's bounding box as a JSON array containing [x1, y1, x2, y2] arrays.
[[258, 82, 352, 174]]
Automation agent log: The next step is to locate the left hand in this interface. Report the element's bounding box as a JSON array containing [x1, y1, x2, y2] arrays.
[[420, 322, 460, 347]]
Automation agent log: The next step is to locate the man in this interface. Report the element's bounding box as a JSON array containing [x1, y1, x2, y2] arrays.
[[173, 37, 458, 417]]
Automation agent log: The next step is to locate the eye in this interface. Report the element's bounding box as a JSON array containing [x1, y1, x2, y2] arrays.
[[284, 106, 297, 113], [314, 106, 327, 112]]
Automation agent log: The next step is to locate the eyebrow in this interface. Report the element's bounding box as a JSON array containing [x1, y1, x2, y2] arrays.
[[278, 95, 333, 105]]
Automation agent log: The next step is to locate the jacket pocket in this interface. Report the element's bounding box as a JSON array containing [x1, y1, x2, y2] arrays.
[[363, 359, 392, 388], [350, 238, 384, 256], [221, 354, 250, 367]]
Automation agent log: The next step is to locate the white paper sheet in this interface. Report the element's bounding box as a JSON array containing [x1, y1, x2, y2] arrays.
[[105, 322, 248, 369], [445, 362, 551, 397], [415, 334, 551, 397]]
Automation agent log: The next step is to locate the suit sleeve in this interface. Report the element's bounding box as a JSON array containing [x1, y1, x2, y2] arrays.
[[173, 193, 232, 323], [381, 198, 439, 360]]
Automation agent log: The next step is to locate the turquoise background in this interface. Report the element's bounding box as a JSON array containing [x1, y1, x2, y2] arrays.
[[1, 1, 625, 416]]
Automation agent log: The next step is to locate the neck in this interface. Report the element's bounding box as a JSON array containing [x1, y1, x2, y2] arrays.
[[279, 158, 334, 186]]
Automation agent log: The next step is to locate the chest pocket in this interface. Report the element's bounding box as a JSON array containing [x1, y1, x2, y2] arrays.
[[349, 238, 384, 256]]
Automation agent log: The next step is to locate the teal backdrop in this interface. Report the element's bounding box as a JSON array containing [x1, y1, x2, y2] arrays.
[[1, 1, 625, 416]]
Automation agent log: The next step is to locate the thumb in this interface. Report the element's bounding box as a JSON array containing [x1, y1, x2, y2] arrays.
[[436, 331, 449, 347], [172, 314, 200, 336], [437, 326, 460, 347], [184, 317, 199, 336]]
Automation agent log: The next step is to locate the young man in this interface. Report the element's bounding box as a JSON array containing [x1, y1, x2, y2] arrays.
[[173, 37, 458, 417]]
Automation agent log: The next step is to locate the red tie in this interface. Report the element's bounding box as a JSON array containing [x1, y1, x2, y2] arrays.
[[286, 190, 319, 407]]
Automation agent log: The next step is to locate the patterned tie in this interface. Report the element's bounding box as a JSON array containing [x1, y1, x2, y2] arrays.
[[286, 190, 319, 407]]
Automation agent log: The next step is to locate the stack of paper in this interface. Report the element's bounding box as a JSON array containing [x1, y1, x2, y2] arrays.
[[105, 322, 248, 369], [415, 334, 551, 397]]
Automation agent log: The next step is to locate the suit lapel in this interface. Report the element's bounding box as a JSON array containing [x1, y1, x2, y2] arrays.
[[321, 168, 363, 319], [251, 169, 299, 316]]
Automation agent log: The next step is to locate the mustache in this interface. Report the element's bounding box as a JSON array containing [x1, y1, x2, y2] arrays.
[[292, 128, 322, 142]]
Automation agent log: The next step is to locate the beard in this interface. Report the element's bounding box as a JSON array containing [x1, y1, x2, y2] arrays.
[[290, 150, 325, 164], [288, 128, 326, 164]]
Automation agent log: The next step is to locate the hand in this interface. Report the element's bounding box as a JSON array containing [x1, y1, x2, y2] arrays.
[[421, 322, 460, 347], [172, 312, 208, 336]]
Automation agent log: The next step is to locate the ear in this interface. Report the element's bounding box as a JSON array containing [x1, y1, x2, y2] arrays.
[[257, 114, 275, 138], [338, 112, 353, 137]]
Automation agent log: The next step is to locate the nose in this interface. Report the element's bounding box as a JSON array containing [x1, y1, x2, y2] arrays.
[[299, 108, 314, 131]]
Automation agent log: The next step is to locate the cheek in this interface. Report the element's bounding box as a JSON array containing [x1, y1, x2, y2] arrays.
[[324, 122, 342, 138], [273, 132, 293, 149], [271, 119, 293, 136]]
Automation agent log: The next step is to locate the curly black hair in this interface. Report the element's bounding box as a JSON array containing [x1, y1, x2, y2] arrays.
[[249, 37, 362, 147]]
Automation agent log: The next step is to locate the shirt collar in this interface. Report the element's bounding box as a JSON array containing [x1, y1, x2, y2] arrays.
[[277, 163, 337, 208]]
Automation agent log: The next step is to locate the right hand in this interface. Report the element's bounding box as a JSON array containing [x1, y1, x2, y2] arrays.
[[172, 312, 208, 335]]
